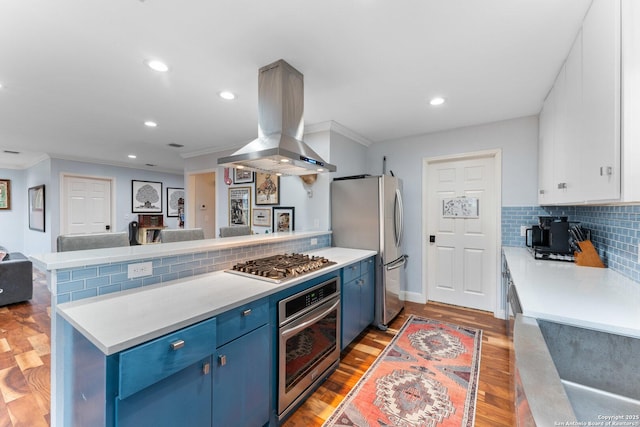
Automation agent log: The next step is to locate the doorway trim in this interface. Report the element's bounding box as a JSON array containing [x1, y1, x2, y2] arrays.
[[421, 148, 503, 318]]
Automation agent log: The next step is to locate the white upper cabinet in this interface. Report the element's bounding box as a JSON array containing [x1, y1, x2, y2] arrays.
[[581, 0, 621, 201], [538, 0, 628, 205]]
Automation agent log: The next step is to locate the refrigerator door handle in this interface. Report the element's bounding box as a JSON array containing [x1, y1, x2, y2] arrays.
[[385, 255, 408, 271], [394, 188, 404, 248]]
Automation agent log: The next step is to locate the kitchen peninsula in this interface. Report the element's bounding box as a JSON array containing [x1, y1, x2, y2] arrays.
[[29, 231, 376, 426]]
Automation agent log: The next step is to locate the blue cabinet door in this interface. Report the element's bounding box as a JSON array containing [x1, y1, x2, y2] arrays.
[[213, 324, 271, 427], [116, 357, 212, 427], [360, 258, 375, 330], [342, 277, 361, 350]]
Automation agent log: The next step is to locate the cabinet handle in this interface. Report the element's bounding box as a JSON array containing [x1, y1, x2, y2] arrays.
[[169, 339, 185, 351], [242, 308, 252, 317], [357, 279, 364, 286], [350, 265, 358, 270], [600, 166, 613, 176], [218, 355, 227, 366], [557, 182, 567, 189], [202, 362, 210, 375]]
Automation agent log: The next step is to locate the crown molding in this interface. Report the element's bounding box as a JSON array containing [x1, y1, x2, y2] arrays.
[[304, 120, 372, 147]]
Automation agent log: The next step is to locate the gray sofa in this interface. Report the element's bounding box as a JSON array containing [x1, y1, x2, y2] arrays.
[[0, 245, 33, 306]]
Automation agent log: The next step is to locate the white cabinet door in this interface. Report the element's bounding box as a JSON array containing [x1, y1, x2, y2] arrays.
[[562, 30, 583, 202], [581, 0, 621, 201], [538, 90, 556, 204]]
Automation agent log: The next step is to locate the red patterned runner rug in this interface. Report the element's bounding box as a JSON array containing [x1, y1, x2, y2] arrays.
[[323, 315, 482, 427]]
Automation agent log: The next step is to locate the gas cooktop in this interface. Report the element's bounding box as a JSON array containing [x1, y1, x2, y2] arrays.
[[226, 253, 336, 283]]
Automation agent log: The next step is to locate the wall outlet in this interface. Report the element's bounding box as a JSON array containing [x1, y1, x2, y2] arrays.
[[128, 261, 153, 279], [520, 226, 527, 237], [310, 238, 318, 246]]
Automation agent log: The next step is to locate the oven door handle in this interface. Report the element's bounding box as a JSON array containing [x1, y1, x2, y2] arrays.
[[281, 297, 340, 338]]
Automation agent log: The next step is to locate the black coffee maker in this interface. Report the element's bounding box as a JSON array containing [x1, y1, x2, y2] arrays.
[[526, 216, 572, 255]]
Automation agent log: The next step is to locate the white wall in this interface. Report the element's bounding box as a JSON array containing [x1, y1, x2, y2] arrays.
[[366, 115, 539, 299], [0, 168, 27, 253]]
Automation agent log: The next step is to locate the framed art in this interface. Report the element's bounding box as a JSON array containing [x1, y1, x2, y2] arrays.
[[233, 169, 254, 184], [252, 208, 271, 227], [229, 187, 251, 226], [442, 197, 479, 218], [132, 180, 162, 213], [28, 185, 45, 232], [255, 172, 280, 205], [273, 206, 295, 232], [0, 179, 10, 210], [166, 187, 185, 217]]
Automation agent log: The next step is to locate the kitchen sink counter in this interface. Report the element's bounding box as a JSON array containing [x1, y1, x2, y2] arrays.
[[57, 246, 376, 355], [503, 246, 640, 338]]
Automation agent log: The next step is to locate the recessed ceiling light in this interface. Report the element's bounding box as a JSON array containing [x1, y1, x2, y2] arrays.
[[218, 91, 236, 100], [0, 83, 3, 89], [146, 60, 169, 72], [429, 97, 446, 106], [128, 154, 137, 159], [236, 165, 245, 169], [144, 121, 158, 128], [317, 168, 324, 172], [280, 159, 290, 163]]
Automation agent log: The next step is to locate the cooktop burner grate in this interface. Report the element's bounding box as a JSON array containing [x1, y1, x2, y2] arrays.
[[227, 253, 336, 283]]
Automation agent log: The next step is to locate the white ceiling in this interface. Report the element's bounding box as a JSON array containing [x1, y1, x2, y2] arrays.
[[0, 0, 591, 174]]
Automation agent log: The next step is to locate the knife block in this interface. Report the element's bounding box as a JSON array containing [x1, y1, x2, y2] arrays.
[[574, 240, 605, 268]]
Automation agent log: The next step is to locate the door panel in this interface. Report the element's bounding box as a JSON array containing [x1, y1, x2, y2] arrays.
[[426, 155, 497, 311], [63, 175, 112, 235]]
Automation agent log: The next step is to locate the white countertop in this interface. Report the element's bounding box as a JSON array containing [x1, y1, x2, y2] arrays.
[[57, 247, 376, 355], [503, 246, 640, 339], [29, 231, 329, 271]]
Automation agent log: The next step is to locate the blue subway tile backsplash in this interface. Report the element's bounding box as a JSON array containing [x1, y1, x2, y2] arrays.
[[502, 206, 640, 283], [55, 233, 332, 302]]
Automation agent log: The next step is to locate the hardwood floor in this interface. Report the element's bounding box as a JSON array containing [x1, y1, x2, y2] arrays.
[[0, 274, 512, 427], [0, 269, 51, 427], [283, 301, 514, 427]]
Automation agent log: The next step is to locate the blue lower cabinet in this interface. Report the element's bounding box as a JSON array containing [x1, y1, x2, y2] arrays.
[[116, 357, 213, 427], [213, 324, 271, 427], [341, 257, 375, 350]]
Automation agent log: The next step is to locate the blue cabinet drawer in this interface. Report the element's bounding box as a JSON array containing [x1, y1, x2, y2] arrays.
[[118, 317, 216, 399], [361, 257, 375, 277], [343, 262, 361, 284], [216, 299, 268, 347]]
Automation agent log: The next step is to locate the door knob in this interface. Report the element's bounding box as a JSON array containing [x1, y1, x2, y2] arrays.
[[429, 235, 436, 243], [106, 225, 111, 230]]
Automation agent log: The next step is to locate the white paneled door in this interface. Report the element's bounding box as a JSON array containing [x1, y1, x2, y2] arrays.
[[62, 175, 113, 235], [425, 153, 498, 312]]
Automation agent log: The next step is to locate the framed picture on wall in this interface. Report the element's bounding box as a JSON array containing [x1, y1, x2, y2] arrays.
[[0, 179, 10, 210], [252, 208, 271, 227], [229, 187, 251, 226], [233, 169, 254, 184], [166, 187, 185, 217], [132, 180, 163, 213], [255, 172, 279, 205], [28, 185, 45, 232], [273, 206, 295, 232]]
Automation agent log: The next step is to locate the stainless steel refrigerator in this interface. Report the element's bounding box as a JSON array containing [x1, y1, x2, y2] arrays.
[[331, 175, 407, 328]]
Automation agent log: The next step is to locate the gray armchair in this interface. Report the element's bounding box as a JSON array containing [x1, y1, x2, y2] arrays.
[[0, 248, 33, 306], [219, 226, 252, 238], [159, 228, 205, 243], [57, 232, 130, 252]]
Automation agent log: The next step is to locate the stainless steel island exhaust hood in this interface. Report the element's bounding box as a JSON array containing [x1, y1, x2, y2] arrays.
[[217, 60, 336, 176]]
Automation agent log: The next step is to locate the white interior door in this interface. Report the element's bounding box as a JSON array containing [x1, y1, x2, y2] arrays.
[[62, 175, 113, 235], [425, 153, 498, 312]]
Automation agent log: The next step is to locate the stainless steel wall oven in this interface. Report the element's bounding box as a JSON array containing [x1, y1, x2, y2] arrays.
[[277, 277, 341, 420]]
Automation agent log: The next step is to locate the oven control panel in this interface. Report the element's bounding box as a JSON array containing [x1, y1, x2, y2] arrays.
[[279, 278, 339, 323]]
